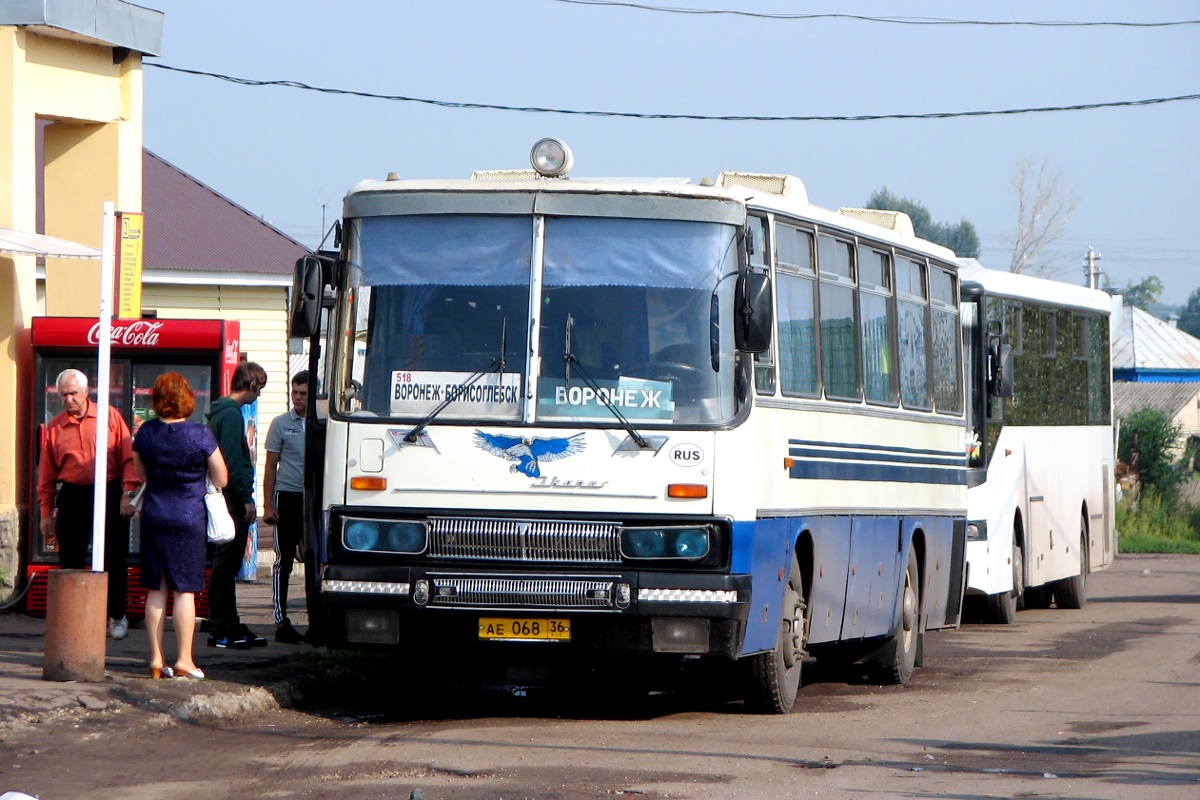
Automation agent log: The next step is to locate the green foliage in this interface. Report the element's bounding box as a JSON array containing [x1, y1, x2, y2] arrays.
[[1116, 491, 1200, 553], [1118, 533, 1200, 554], [1106, 275, 1163, 311], [1118, 406, 1189, 505], [1178, 288, 1200, 339], [866, 187, 981, 258]]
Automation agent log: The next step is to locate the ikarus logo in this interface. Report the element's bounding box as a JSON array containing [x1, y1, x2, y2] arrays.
[[473, 430, 586, 478]]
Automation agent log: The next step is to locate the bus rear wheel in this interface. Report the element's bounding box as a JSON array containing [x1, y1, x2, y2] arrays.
[[888, 549, 922, 684], [743, 558, 805, 714], [867, 548, 922, 685]]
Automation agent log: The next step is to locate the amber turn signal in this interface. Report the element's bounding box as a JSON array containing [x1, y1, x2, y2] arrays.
[[349, 476, 387, 491], [667, 483, 708, 499]]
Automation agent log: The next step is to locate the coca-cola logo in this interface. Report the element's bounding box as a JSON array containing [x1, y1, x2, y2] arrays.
[[87, 320, 165, 347]]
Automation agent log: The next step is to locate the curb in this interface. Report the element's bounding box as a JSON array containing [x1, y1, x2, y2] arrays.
[[105, 659, 335, 723]]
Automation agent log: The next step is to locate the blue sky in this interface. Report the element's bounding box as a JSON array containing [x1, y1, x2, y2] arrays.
[[140, 1, 1199, 303]]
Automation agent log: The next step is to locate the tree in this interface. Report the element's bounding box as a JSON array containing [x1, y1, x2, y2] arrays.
[[866, 188, 980, 257], [1107, 275, 1163, 311], [1118, 406, 1189, 507], [1008, 155, 1079, 276], [1178, 288, 1200, 338]]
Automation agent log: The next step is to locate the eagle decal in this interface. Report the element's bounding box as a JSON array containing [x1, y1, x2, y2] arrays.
[[473, 430, 586, 478]]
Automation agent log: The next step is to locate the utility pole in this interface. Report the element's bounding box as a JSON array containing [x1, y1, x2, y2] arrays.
[[1083, 246, 1102, 289]]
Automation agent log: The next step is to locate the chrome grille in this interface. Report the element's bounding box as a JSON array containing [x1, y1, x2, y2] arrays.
[[428, 517, 621, 564], [428, 575, 616, 609]]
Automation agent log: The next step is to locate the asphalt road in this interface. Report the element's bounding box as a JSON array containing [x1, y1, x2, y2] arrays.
[[2, 552, 1198, 800]]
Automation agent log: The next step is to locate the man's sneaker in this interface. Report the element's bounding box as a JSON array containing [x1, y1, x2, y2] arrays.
[[108, 616, 129, 640], [207, 628, 252, 650], [275, 621, 305, 644], [239, 623, 268, 647]]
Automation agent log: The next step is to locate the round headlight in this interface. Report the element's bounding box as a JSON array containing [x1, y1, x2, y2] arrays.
[[387, 522, 426, 553], [530, 138, 574, 178], [623, 529, 668, 559], [345, 520, 380, 551], [673, 528, 710, 559]]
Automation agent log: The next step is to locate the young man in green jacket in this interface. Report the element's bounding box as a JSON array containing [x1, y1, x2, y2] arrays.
[[205, 361, 268, 649]]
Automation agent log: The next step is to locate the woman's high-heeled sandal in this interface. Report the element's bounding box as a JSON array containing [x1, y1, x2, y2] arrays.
[[174, 667, 205, 680], [150, 666, 175, 679]]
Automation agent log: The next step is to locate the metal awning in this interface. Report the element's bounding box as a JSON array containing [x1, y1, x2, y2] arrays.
[[0, 228, 101, 259]]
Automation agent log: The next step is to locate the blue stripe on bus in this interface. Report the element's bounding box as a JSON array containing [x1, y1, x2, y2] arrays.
[[788, 445, 966, 468], [786, 438, 965, 484], [788, 438, 965, 459], [787, 459, 965, 485]]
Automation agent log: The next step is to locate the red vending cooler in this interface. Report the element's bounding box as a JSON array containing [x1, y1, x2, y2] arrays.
[[27, 317, 240, 617]]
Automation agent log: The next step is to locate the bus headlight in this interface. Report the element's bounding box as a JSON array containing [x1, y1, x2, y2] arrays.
[[530, 137, 573, 178], [386, 521, 427, 553], [345, 520, 380, 551], [621, 526, 711, 560], [343, 518, 428, 553]]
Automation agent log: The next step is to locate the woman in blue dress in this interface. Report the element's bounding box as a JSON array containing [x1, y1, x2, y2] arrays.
[[129, 372, 228, 679]]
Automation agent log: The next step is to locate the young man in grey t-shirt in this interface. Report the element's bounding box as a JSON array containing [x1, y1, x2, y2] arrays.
[[263, 370, 308, 643]]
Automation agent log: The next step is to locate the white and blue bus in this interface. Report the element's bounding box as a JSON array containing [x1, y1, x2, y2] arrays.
[[958, 263, 1116, 623], [291, 140, 967, 713]]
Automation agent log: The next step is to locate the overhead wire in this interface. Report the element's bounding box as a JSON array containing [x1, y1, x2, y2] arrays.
[[146, 63, 1200, 122], [549, 0, 1200, 27]]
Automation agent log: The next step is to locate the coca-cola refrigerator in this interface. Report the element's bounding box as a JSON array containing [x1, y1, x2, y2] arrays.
[[26, 316, 240, 616]]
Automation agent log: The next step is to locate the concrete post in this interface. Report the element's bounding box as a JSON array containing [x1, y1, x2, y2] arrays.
[[42, 569, 107, 682]]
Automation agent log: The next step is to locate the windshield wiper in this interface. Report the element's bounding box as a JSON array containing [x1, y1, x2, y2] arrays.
[[563, 314, 653, 450], [403, 318, 507, 444]]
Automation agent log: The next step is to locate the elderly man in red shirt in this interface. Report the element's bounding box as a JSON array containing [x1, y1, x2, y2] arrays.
[[37, 368, 141, 640]]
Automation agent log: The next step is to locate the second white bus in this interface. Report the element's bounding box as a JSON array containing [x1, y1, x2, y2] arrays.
[[958, 263, 1116, 622]]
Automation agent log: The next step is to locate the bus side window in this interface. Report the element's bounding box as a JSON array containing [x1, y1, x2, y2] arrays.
[[750, 215, 775, 394], [896, 258, 930, 410], [777, 224, 817, 398], [859, 247, 896, 406], [817, 236, 859, 401]]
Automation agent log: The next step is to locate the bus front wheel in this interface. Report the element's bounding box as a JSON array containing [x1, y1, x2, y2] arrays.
[[1053, 516, 1089, 609], [743, 558, 805, 714], [985, 542, 1023, 624]]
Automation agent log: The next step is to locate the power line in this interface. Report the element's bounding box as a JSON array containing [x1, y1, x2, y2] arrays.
[[551, 0, 1200, 27], [146, 63, 1200, 122]]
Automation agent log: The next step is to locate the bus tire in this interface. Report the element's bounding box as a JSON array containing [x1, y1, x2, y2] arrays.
[[882, 548, 922, 685], [743, 558, 805, 714], [1054, 517, 1089, 609], [303, 548, 329, 647], [1022, 583, 1052, 609], [984, 542, 1022, 624]]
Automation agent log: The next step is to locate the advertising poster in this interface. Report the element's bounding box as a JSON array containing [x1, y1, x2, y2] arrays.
[[115, 212, 143, 319]]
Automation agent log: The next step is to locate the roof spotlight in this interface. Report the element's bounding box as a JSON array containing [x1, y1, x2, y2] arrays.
[[530, 138, 574, 178]]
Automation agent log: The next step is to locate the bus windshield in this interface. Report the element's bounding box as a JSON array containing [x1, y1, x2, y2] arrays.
[[341, 214, 739, 425]]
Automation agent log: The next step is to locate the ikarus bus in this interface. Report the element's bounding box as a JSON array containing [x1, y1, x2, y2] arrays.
[[290, 139, 968, 713]]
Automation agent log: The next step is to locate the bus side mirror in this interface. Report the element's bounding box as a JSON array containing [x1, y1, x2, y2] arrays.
[[735, 271, 773, 353], [990, 343, 1014, 397], [290, 255, 325, 338]]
